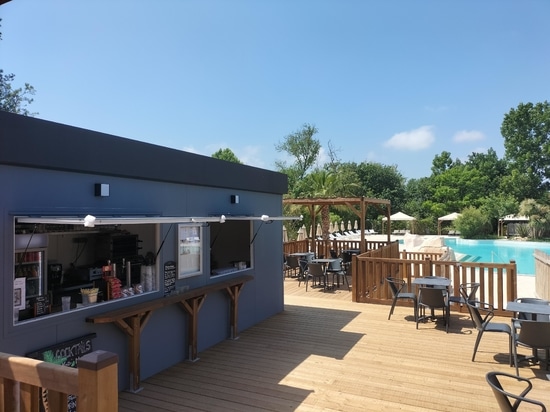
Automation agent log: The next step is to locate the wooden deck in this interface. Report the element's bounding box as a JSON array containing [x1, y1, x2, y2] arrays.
[[118, 277, 550, 411]]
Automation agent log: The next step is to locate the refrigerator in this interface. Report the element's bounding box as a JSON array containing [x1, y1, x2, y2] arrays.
[[14, 234, 48, 318]]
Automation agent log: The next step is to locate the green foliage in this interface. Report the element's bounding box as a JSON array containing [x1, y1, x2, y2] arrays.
[[279, 101, 550, 238], [0, 21, 37, 116], [519, 198, 550, 239], [502, 101, 550, 197], [211, 148, 242, 164], [275, 123, 321, 180], [454, 207, 492, 239]]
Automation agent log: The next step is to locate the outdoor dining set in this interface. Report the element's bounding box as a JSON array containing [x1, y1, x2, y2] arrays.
[[386, 275, 550, 410], [284, 250, 358, 292]]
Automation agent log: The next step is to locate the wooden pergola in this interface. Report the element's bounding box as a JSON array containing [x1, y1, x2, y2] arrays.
[[282, 196, 391, 253]]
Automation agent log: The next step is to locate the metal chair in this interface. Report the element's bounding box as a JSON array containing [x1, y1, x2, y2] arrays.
[[465, 300, 513, 365], [297, 259, 309, 286], [326, 259, 350, 291], [285, 255, 300, 278], [449, 282, 480, 305], [304, 262, 327, 291], [512, 319, 550, 376], [486, 371, 546, 411], [386, 277, 417, 321], [416, 287, 450, 333]]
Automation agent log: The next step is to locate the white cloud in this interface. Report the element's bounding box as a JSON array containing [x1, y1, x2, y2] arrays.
[[314, 147, 330, 168], [384, 126, 435, 150], [453, 130, 485, 143], [239, 145, 265, 168]]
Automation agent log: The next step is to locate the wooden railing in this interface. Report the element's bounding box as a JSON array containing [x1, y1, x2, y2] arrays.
[[351, 242, 517, 317], [0, 350, 118, 412], [534, 249, 550, 301], [283, 239, 391, 258]]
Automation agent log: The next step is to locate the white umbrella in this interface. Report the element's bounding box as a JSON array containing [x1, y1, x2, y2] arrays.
[[330, 222, 336, 233], [347, 220, 352, 231], [340, 221, 345, 232], [282, 226, 288, 242], [309, 225, 313, 238], [354, 220, 358, 230], [297, 225, 306, 241], [316, 223, 322, 237]]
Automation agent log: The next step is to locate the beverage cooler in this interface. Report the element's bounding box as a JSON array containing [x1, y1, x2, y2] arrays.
[[14, 234, 48, 320]]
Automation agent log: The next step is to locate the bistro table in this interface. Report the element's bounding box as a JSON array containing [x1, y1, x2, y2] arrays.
[[506, 300, 550, 367], [412, 276, 451, 288], [506, 301, 550, 319]]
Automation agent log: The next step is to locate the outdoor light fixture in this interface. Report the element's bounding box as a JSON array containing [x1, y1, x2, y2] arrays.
[[94, 183, 110, 197], [84, 215, 96, 227]]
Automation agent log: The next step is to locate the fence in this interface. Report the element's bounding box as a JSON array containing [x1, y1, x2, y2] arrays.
[[534, 249, 550, 301], [0, 350, 118, 412], [350, 242, 517, 317]]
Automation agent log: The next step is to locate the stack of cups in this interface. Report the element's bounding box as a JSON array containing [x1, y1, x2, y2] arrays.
[[142, 265, 154, 292]]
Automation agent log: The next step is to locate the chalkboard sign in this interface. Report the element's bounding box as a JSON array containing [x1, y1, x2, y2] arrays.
[[33, 295, 50, 317], [164, 260, 176, 296], [27, 333, 96, 412]]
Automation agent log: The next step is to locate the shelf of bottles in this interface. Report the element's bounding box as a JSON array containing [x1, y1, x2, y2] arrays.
[[14, 249, 45, 299]]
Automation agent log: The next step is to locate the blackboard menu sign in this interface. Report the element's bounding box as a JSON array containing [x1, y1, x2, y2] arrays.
[[27, 333, 96, 412], [33, 295, 50, 317], [164, 260, 176, 296]]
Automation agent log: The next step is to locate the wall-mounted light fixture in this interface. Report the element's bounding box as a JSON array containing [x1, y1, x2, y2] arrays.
[[230, 195, 239, 204], [94, 183, 110, 197]]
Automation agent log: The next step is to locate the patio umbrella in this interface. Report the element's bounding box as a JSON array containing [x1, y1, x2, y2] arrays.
[[309, 225, 313, 238], [340, 221, 345, 232], [282, 226, 288, 242], [297, 225, 306, 241], [347, 221, 352, 231], [330, 222, 337, 233], [316, 223, 322, 237], [354, 220, 358, 230]]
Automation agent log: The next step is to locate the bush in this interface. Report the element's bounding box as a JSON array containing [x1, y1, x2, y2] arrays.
[[455, 207, 492, 238]]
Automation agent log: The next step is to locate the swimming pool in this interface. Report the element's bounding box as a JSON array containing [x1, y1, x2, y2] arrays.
[[444, 238, 550, 276]]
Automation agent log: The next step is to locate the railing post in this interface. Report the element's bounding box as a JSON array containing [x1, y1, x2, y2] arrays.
[[77, 350, 118, 412]]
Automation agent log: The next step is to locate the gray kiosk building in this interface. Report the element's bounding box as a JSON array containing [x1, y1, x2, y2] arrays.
[[1, 110, 292, 391]]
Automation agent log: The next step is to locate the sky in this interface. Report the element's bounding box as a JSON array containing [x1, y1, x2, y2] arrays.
[[1, 0, 549, 180]]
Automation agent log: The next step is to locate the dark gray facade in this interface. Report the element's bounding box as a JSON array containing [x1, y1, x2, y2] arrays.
[[1, 111, 288, 390]]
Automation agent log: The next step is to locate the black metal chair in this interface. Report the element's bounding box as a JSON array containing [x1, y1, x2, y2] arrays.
[[326, 259, 350, 291], [486, 371, 547, 411], [449, 282, 480, 305], [512, 319, 550, 376], [416, 287, 450, 333], [304, 262, 327, 291], [297, 259, 309, 286], [285, 255, 300, 278], [386, 277, 417, 321], [465, 300, 513, 365]]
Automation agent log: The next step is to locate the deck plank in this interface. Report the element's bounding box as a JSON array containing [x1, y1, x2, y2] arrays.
[[119, 276, 550, 411]]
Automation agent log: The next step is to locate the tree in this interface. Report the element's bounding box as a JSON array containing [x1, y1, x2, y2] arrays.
[[299, 169, 339, 239], [501, 101, 550, 198], [211, 148, 242, 164], [431, 151, 460, 175], [275, 123, 321, 181], [0, 21, 37, 116]]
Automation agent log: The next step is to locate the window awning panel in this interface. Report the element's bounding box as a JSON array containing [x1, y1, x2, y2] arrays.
[[16, 214, 302, 227]]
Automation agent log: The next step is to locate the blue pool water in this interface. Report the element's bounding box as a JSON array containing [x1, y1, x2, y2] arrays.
[[444, 238, 550, 276]]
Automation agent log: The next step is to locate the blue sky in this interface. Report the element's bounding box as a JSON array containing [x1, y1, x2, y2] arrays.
[[2, 0, 549, 179]]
